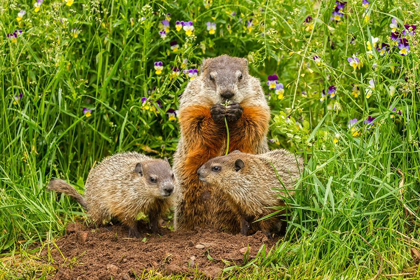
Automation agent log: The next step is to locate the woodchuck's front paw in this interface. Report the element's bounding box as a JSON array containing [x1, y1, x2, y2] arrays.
[[211, 103, 243, 123], [225, 103, 243, 122], [210, 104, 227, 124]]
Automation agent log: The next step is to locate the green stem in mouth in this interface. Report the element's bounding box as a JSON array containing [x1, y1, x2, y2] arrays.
[[224, 117, 229, 155], [223, 100, 231, 155]]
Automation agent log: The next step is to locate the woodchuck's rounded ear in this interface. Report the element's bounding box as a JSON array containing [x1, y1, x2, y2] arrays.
[[134, 163, 143, 176], [164, 157, 169, 164], [235, 159, 245, 172], [242, 58, 248, 66], [201, 57, 211, 73], [200, 58, 206, 73], [230, 150, 241, 154]]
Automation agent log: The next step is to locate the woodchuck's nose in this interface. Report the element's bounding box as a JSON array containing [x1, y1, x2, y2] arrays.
[[221, 91, 234, 99], [197, 167, 205, 181], [162, 185, 174, 196]]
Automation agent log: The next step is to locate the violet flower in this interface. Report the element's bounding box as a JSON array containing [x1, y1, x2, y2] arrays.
[[267, 74, 278, 90]]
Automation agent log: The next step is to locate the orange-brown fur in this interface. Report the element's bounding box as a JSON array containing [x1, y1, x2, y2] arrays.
[[173, 55, 271, 233], [176, 105, 270, 232]]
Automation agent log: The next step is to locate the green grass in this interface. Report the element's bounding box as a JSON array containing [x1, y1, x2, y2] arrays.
[[1, 0, 420, 278]]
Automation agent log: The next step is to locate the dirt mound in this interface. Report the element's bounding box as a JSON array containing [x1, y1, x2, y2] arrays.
[[45, 222, 277, 279]]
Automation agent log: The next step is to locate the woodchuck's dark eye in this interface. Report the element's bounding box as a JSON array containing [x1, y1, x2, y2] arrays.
[[172, 173, 175, 180], [211, 166, 221, 172], [209, 74, 215, 81], [150, 176, 157, 183], [238, 73, 243, 80]]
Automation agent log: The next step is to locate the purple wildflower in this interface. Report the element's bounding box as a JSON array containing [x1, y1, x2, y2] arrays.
[[390, 18, 398, 32], [275, 83, 284, 99], [175, 21, 183, 32], [159, 30, 167, 39], [154, 61, 163, 75], [13, 93, 23, 104], [167, 109, 178, 121], [328, 85, 337, 98], [83, 108, 92, 117], [6, 30, 23, 42], [335, 1, 347, 11], [362, 0, 369, 8], [170, 41, 179, 51], [403, 24, 416, 36], [141, 97, 157, 112], [206, 22, 216, 34], [267, 74, 278, 90], [348, 118, 360, 136], [391, 32, 401, 42], [247, 19, 253, 32], [313, 55, 321, 65], [161, 20, 170, 32], [376, 43, 390, 56], [320, 90, 326, 102], [17, 10, 26, 21], [350, 34, 356, 45], [347, 55, 360, 70], [364, 116, 375, 125], [34, 0, 43, 12], [187, 69, 198, 80], [303, 16, 314, 31], [348, 118, 358, 128], [170, 67, 180, 79], [331, 9, 344, 22], [398, 38, 410, 56], [183, 21, 194, 36], [390, 107, 401, 118]]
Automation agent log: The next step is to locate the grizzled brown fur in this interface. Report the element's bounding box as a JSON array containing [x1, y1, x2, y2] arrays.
[[198, 150, 304, 236], [48, 152, 176, 238], [173, 55, 270, 233]]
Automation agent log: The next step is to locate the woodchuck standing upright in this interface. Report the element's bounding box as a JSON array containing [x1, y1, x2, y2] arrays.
[[48, 152, 176, 237], [197, 150, 303, 236], [173, 55, 270, 232]]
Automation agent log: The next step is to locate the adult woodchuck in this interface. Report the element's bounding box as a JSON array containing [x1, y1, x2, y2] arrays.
[[48, 152, 176, 237], [197, 150, 303, 236], [173, 55, 270, 232]]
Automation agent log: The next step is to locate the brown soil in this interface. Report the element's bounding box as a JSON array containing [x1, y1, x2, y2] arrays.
[[44, 222, 277, 279]]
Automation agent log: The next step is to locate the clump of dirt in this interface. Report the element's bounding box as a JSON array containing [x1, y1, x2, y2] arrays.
[[44, 222, 277, 279]]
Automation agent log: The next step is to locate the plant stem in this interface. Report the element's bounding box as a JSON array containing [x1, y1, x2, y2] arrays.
[[225, 117, 230, 155]]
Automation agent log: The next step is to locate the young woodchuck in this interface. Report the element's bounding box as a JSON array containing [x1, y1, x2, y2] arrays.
[[197, 150, 303, 236], [48, 152, 176, 238], [173, 54, 270, 232]]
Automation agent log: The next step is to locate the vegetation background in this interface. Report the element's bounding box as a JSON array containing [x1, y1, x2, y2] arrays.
[[1, 0, 420, 278]]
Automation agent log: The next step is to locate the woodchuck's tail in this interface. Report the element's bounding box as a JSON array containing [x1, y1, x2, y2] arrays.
[[47, 179, 87, 210]]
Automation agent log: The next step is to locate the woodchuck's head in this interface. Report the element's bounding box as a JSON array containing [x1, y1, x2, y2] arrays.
[[134, 159, 176, 198], [201, 55, 250, 105], [197, 150, 248, 186]]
